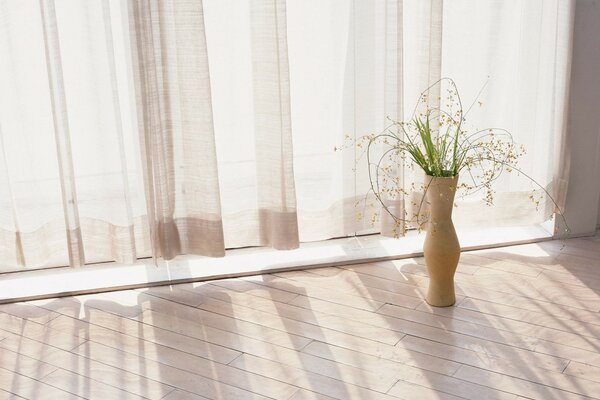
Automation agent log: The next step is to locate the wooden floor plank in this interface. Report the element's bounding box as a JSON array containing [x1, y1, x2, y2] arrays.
[[45, 312, 242, 365], [0, 367, 82, 400], [180, 284, 404, 346], [133, 297, 313, 350], [284, 291, 568, 372], [415, 301, 600, 352], [237, 272, 397, 311], [129, 309, 398, 392], [42, 313, 301, 399], [396, 335, 557, 375], [454, 364, 597, 400], [257, 269, 425, 310], [469, 244, 600, 279], [337, 258, 600, 323], [0, 235, 599, 399], [302, 340, 461, 377], [301, 340, 515, 400], [289, 265, 434, 304], [0, 333, 175, 400], [342, 259, 600, 312], [563, 361, 600, 383], [287, 389, 337, 400], [398, 335, 600, 398], [0, 302, 61, 324], [0, 313, 86, 352], [155, 389, 209, 400], [0, 389, 26, 400], [40, 368, 147, 400], [460, 254, 543, 277], [457, 297, 600, 336], [230, 353, 398, 400], [72, 341, 275, 400], [0, 340, 57, 380]]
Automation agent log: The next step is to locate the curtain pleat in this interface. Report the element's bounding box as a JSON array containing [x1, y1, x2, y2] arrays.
[[249, 0, 299, 250], [101, 0, 137, 264], [552, 0, 576, 226], [380, 0, 406, 237], [128, 0, 225, 260], [0, 126, 25, 267], [39, 0, 85, 267], [381, 0, 443, 235], [426, 0, 443, 112]]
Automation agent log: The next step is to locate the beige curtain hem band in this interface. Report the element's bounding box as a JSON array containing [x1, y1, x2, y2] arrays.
[[258, 209, 299, 250], [157, 217, 225, 260]]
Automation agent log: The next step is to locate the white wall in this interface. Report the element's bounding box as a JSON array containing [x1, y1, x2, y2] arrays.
[[562, 0, 600, 237]]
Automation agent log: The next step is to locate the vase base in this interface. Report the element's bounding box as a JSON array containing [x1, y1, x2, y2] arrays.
[[425, 279, 456, 307], [425, 299, 456, 307], [425, 294, 456, 307]]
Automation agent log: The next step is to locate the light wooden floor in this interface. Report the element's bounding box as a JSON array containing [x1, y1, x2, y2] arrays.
[[0, 236, 599, 400]]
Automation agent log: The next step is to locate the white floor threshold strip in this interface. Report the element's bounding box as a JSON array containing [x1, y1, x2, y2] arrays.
[[0, 225, 559, 304]]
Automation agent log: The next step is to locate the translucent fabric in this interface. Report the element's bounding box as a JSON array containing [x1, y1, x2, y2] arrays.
[[0, 0, 574, 271]]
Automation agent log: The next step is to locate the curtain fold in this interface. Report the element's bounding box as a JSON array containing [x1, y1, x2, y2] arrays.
[[380, 0, 406, 237], [39, 0, 85, 267], [128, 0, 225, 259], [202, 0, 300, 250], [0, 125, 26, 267], [249, 0, 299, 250], [552, 0, 576, 233], [379, 0, 444, 237], [101, 0, 137, 264], [440, 0, 575, 230]]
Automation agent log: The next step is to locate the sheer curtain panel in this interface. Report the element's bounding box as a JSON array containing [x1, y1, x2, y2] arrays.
[[128, 0, 225, 259], [1, 0, 150, 270], [0, 0, 574, 272]]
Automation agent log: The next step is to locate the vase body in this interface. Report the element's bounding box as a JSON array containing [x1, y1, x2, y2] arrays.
[[423, 175, 460, 307]]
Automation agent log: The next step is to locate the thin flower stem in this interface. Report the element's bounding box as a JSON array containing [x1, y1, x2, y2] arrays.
[[345, 77, 567, 234]]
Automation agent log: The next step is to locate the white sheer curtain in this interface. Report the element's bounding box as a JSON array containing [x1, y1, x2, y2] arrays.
[[0, 0, 573, 272], [205, 0, 299, 250], [0, 0, 149, 270], [287, 0, 573, 237], [440, 0, 574, 229]]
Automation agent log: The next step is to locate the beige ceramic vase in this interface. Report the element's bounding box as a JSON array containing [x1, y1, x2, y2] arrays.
[[423, 175, 460, 307]]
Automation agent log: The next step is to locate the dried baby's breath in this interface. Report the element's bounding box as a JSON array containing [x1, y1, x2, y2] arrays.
[[339, 78, 569, 233]]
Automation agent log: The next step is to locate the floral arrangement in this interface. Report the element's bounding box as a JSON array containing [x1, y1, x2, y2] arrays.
[[338, 78, 568, 236]]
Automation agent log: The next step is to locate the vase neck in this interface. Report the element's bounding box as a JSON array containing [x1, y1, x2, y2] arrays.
[[425, 175, 458, 220]]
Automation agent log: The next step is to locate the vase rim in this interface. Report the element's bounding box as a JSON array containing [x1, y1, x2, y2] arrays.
[[425, 174, 458, 179]]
